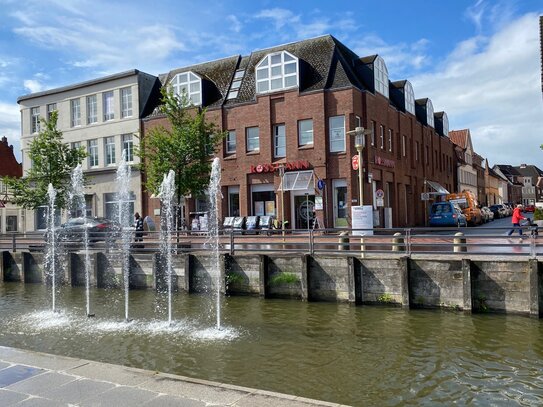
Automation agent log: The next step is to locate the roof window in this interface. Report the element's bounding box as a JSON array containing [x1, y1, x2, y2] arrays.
[[256, 51, 299, 94]]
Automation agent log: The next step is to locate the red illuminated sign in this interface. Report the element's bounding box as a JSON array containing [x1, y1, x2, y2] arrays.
[[250, 160, 310, 174], [374, 156, 395, 168]]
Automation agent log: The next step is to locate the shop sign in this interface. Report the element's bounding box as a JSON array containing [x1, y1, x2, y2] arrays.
[[249, 160, 310, 174], [374, 155, 395, 168]]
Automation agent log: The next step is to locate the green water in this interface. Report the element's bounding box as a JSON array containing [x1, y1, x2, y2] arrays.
[[0, 281, 542, 406]]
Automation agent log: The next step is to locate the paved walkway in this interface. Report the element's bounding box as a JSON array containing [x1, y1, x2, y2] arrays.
[[0, 346, 348, 407]]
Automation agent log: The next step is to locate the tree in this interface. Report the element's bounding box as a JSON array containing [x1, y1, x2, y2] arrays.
[[3, 111, 87, 210], [137, 88, 226, 217]]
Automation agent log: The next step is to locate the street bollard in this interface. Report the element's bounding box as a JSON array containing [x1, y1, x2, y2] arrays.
[[392, 232, 405, 252], [338, 231, 349, 251], [453, 232, 467, 253]]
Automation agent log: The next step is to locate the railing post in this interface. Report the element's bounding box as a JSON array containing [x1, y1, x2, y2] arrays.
[[12, 234, 16, 253], [454, 232, 467, 253], [530, 235, 536, 258], [406, 229, 412, 255], [229, 229, 234, 256], [309, 230, 314, 255]]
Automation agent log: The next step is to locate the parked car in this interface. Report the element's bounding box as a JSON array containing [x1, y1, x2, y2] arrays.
[[57, 217, 120, 242], [488, 205, 503, 219], [429, 202, 468, 227], [523, 204, 535, 213], [481, 207, 494, 222]]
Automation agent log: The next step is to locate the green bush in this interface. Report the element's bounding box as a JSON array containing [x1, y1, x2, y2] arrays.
[[534, 208, 543, 221], [269, 272, 300, 286]]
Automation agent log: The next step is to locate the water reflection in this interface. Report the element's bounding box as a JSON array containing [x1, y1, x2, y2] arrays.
[[0, 282, 541, 406]]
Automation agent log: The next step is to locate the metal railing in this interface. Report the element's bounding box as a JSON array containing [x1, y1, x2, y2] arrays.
[[0, 226, 541, 258]]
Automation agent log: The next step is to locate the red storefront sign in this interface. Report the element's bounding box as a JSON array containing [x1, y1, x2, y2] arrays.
[[352, 155, 359, 170], [374, 155, 395, 168], [249, 160, 310, 174]]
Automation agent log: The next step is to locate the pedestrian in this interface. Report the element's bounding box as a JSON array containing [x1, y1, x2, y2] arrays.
[[507, 204, 527, 237], [134, 212, 144, 247]]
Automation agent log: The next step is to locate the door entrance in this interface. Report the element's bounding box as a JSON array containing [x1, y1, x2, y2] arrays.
[[294, 195, 315, 229]]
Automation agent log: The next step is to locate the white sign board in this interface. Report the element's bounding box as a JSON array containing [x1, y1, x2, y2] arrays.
[[376, 197, 384, 207], [421, 192, 430, 201], [351, 205, 374, 236]]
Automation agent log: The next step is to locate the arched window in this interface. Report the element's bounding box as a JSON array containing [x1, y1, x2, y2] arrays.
[[171, 71, 202, 105], [442, 112, 449, 136], [404, 81, 415, 115], [374, 56, 389, 98], [255, 51, 299, 94], [426, 99, 434, 128]]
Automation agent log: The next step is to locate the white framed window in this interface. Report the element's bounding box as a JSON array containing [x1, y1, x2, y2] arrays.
[[256, 51, 299, 94], [70, 99, 81, 127], [226, 131, 236, 154], [404, 81, 415, 115], [105, 136, 116, 165], [298, 119, 313, 146], [31, 107, 40, 133], [442, 112, 449, 137], [171, 71, 202, 105], [371, 121, 376, 146], [426, 99, 434, 128], [46, 103, 56, 121], [379, 125, 384, 149], [415, 141, 419, 161], [87, 95, 97, 124], [374, 56, 389, 98], [121, 87, 133, 118], [246, 127, 259, 152], [122, 134, 133, 162], [388, 129, 392, 152], [329, 115, 345, 153], [88, 139, 98, 167], [274, 124, 286, 158], [402, 135, 406, 157], [71, 141, 81, 150], [103, 91, 114, 121], [104, 192, 135, 224]]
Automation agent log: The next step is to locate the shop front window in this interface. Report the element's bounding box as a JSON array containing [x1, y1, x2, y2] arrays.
[[333, 180, 348, 227]]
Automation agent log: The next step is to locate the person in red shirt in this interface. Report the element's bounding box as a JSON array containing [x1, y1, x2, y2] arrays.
[[507, 204, 527, 236]]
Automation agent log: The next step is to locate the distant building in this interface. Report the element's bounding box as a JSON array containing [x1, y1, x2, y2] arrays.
[[493, 164, 523, 204], [515, 164, 543, 205], [0, 136, 23, 232], [17, 70, 160, 231], [449, 129, 478, 198]]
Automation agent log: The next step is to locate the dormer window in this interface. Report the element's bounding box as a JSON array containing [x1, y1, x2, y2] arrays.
[[442, 112, 449, 137], [426, 99, 434, 128], [404, 81, 415, 115], [374, 56, 389, 98], [256, 51, 298, 94], [171, 71, 202, 105]]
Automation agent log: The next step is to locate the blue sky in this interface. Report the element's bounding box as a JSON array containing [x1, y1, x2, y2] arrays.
[[0, 0, 542, 168]]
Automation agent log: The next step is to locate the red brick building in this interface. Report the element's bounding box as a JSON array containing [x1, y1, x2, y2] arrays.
[[143, 35, 457, 229]]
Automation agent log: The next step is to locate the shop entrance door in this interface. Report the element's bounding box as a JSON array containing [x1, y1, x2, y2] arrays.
[[294, 195, 315, 230]]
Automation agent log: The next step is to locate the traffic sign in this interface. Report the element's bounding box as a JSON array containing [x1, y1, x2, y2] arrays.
[[317, 179, 326, 190], [376, 189, 384, 198], [351, 155, 359, 171]]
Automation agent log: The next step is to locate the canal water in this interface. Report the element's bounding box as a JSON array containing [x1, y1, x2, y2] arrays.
[[0, 281, 542, 406]]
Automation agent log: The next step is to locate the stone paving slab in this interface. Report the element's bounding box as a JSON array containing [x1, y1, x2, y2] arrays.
[[0, 346, 350, 406]]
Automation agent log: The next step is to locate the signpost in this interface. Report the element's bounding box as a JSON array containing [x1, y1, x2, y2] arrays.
[[351, 205, 373, 236], [351, 155, 359, 171]]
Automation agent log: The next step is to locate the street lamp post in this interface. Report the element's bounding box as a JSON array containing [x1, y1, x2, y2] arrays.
[[347, 126, 373, 206]]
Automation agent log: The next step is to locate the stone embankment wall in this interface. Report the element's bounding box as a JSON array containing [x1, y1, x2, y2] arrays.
[[1, 251, 541, 318]]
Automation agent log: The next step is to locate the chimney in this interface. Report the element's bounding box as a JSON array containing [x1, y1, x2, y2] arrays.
[[520, 164, 527, 168]]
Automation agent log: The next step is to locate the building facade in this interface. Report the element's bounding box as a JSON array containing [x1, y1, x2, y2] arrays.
[[143, 35, 456, 229], [0, 136, 23, 233], [494, 165, 523, 204], [449, 129, 478, 199], [515, 164, 543, 205], [17, 70, 160, 230]]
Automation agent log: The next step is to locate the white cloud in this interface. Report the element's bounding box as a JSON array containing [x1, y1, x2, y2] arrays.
[[23, 79, 46, 93], [411, 13, 543, 167], [350, 35, 431, 76], [227, 15, 242, 33]]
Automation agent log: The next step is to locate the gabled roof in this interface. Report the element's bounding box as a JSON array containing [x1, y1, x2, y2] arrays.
[[515, 164, 543, 179], [0, 137, 22, 178], [495, 164, 522, 177], [449, 129, 470, 149]]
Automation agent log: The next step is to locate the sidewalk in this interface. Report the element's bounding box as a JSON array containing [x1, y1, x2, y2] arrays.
[[0, 346, 348, 406]]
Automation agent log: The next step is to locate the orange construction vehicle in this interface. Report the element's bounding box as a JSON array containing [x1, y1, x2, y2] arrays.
[[445, 191, 483, 226]]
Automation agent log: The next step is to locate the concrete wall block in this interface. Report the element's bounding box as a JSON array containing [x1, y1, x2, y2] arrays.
[[266, 256, 304, 299], [360, 259, 403, 304], [2, 251, 23, 282], [409, 260, 464, 308], [308, 256, 351, 302], [190, 254, 222, 294], [225, 255, 262, 295]]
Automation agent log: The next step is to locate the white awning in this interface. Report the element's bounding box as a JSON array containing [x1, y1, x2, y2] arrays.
[[426, 180, 449, 195], [279, 170, 314, 191]]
